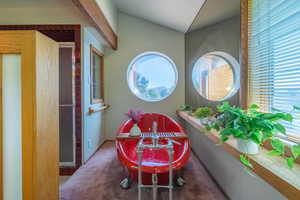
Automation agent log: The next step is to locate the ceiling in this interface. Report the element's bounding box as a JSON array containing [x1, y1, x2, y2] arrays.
[[188, 0, 240, 32], [113, 0, 205, 33]]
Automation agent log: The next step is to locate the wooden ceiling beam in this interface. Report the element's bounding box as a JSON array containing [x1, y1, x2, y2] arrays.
[[73, 0, 118, 50]]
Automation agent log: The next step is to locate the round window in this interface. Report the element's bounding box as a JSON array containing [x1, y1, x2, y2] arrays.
[[192, 51, 240, 101], [127, 52, 178, 102]]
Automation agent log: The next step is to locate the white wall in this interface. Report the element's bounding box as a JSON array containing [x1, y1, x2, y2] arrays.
[[105, 13, 185, 139]]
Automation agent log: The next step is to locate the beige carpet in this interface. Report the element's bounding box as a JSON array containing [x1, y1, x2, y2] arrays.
[[60, 142, 227, 200]]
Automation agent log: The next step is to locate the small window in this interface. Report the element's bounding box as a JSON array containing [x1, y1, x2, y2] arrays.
[[192, 51, 240, 101], [127, 52, 178, 102], [90, 45, 104, 104]]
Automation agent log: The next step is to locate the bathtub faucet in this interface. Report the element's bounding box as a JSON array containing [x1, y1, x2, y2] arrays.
[[152, 121, 159, 146]]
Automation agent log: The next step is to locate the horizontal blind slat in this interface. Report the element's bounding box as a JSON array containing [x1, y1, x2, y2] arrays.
[[249, 0, 300, 138]]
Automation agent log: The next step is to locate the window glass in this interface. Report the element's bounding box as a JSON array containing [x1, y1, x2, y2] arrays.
[[127, 52, 178, 102], [90, 46, 104, 104], [192, 52, 240, 101], [249, 0, 300, 139]]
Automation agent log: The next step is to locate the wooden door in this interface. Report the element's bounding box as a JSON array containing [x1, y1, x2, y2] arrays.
[[0, 31, 59, 200]]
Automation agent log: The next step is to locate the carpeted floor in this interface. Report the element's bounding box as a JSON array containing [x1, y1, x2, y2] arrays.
[[60, 142, 227, 200]]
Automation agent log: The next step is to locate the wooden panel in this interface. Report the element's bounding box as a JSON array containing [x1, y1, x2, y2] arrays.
[[177, 110, 300, 199], [35, 32, 59, 200], [72, 0, 118, 50], [240, 0, 249, 109]]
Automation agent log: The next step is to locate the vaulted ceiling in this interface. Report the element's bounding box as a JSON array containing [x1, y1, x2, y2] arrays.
[[113, 0, 205, 33], [113, 0, 240, 33], [189, 0, 240, 32]]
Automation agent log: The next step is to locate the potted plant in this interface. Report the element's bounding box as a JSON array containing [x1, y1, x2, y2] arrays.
[[193, 107, 214, 125], [179, 104, 193, 113], [207, 102, 300, 168], [125, 109, 144, 136]]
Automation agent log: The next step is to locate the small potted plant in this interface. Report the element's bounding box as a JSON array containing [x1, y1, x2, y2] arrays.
[[193, 107, 214, 125], [207, 102, 300, 168], [125, 109, 144, 136], [179, 104, 193, 114]]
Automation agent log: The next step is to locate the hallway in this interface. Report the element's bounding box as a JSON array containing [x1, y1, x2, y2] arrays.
[[60, 142, 226, 200]]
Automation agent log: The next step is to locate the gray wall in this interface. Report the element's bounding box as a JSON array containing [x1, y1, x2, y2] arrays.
[[184, 16, 286, 200], [185, 16, 240, 109], [105, 13, 185, 140]]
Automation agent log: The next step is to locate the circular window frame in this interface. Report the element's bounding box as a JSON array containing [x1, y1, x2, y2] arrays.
[[192, 51, 240, 102], [127, 51, 178, 102]]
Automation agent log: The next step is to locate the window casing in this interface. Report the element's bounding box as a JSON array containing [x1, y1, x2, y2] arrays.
[[127, 52, 178, 102], [90, 45, 104, 104], [192, 51, 240, 101], [248, 0, 300, 141]]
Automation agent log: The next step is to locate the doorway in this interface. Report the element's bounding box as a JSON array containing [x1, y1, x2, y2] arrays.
[[0, 25, 83, 175]]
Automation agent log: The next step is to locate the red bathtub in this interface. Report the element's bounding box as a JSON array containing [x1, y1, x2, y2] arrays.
[[116, 113, 190, 185]]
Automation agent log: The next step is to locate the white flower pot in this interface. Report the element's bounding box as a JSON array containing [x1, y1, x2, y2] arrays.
[[237, 139, 259, 155], [129, 123, 141, 136], [198, 117, 214, 125], [198, 118, 209, 125]]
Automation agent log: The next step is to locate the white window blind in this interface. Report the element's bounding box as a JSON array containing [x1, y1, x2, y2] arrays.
[[248, 0, 300, 140]]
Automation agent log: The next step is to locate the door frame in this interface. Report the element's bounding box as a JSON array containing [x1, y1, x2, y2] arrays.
[[0, 25, 83, 175]]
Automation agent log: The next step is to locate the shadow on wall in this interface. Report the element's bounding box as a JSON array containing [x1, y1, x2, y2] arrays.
[[185, 16, 241, 110]]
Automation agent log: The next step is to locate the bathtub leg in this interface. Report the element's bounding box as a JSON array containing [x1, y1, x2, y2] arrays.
[[168, 147, 174, 200], [120, 177, 131, 189], [175, 176, 185, 187], [120, 167, 131, 189], [152, 173, 158, 200], [137, 148, 143, 200]]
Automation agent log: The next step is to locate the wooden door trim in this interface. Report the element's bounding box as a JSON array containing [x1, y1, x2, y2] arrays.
[[90, 45, 104, 104], [240, 0, 249, 109], [0, 54, 2, 200]]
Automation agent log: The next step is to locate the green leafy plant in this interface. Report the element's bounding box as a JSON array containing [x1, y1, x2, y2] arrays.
[[268, 139, 300, 168], [193, 107, 214, 119], [179, 104, 193, 111], [207, 102, 300, 168]]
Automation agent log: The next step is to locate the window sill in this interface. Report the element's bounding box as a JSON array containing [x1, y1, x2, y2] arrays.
[[177, 110, 300, 199]]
